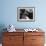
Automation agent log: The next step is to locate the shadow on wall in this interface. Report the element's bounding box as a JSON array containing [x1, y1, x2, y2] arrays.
[[0, 24, 7, 43]]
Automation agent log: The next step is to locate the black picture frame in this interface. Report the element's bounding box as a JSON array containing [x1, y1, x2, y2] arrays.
[[17, 7, 35, 22]]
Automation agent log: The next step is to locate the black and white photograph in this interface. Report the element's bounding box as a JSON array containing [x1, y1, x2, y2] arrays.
[[17, 7, 35, 22]]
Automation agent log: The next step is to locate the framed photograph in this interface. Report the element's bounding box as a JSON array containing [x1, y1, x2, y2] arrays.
[[17, 7, 35, 22]]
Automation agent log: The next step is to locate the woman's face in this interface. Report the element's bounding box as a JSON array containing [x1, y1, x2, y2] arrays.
[[21, 14, 30, 20]]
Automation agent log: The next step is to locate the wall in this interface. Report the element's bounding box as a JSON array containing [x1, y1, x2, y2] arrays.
[[0, 0, 46, 29], [0, 0, 46, 43]]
